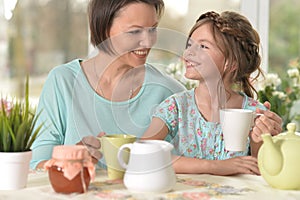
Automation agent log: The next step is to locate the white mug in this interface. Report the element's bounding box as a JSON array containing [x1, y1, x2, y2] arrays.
[[219, 109, 261, 151]]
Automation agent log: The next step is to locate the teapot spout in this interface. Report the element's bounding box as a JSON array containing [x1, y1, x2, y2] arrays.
[[260, 134, 283, 176]]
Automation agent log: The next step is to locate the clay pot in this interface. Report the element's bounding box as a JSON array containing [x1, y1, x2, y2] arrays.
[[48, 165, 91, 193], [44, 145, 95, 194]]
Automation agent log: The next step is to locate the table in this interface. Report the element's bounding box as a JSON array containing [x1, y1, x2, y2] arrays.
[[0, 169, 300, 200]]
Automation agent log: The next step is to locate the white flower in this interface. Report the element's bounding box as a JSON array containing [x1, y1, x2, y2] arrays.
[[287, 68, 299, 78], [257, 73, 281, 90], [165, 63, 176, 74], [174, 71, 182, 79], [272, 91, 287, 100]]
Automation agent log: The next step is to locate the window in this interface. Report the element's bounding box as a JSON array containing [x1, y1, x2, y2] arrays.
[[0, 0, 88, 103], [269, 0, 300, 75]]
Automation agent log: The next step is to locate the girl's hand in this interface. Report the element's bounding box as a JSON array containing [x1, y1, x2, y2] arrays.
[[251, 101, 282, 143], [214, 156, 260, 175], [76, 132, 106, 164]]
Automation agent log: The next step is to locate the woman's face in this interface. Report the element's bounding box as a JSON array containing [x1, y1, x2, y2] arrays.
[[108, 3, 158, 67], [183, 23, 225, 82]]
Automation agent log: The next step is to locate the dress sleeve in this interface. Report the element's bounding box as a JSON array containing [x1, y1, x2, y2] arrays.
[[245, 96, 267, 111], [152, 96, 180, 136], [30, 69, 67, 169]]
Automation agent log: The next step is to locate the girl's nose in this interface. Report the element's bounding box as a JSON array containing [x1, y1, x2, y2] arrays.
[[183, 48, 195, 58]]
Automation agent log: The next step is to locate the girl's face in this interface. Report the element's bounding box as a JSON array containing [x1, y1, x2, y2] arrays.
[[183, 23, 225, 82], [108, 3, 158, 68]]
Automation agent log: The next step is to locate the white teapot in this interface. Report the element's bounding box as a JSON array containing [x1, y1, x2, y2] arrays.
[[117, 140, 176, 193]]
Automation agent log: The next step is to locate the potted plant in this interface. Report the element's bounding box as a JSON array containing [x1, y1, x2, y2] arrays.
[[0, 76, 44, 190], [257, 58, 300, 130]]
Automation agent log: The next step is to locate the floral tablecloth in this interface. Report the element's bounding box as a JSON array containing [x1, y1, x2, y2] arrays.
[[0, 169, 299, 200]]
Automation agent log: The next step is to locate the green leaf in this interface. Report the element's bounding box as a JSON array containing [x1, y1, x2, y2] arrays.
[[26, 123, 44, 150], [25, 75, 29, 120], [0, 76, 45, 152], [14, 121, 29, 152]]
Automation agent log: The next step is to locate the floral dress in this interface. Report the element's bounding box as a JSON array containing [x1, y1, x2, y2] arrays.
[[153, 89, 266, 160]]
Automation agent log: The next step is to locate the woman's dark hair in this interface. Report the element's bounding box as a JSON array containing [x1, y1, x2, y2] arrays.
[[88, 0, 164, 54], [189, 11, 263, 98]]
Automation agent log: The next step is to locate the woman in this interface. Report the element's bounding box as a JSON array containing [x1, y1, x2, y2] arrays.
[[30, 0, 186, 169], [142, 11, 282, 175]]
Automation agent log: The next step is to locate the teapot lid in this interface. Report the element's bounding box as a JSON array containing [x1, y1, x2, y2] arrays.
[[276, 123, 300, 140]]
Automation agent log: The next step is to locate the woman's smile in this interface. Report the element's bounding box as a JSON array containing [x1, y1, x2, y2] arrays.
[[132, 49, 149, 58]]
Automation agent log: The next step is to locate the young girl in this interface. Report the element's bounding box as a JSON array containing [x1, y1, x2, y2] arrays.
[[142, 11, 282, 175]]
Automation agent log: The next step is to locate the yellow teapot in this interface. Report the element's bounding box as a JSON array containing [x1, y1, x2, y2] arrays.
[[258, 123, 300, 190]]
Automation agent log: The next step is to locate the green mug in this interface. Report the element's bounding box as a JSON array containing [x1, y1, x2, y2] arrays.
[[98, 134, 136, 180]]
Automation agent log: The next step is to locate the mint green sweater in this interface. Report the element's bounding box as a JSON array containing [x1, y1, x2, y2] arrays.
[[30, 59, 185, 169]]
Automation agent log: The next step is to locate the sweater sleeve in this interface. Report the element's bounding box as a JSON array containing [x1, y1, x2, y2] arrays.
[[30, 68, 67, 169]]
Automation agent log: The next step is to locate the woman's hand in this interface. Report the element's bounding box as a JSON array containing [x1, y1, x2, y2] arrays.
[[213, 156, 260, 175], [251, 101, 282, 143], [76, 132, 106, 164]]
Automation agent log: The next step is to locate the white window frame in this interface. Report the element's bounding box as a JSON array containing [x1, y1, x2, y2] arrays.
[[240, 0, 270, 73]]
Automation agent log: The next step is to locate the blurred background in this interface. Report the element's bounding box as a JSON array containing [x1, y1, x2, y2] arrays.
[[0, 0, 299, 104]]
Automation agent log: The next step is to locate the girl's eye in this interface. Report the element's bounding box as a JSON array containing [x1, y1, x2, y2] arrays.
[[186, 41, 192, 48], [200, 44, 208, 49]]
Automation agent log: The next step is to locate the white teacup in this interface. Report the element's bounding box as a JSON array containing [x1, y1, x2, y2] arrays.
[[219, 109, 260, 151]]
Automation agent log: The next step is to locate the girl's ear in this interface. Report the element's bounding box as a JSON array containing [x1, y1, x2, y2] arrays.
[[224, 61, 237, 73]]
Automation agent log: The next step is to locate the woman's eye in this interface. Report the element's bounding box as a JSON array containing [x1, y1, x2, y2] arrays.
[[127, 29, 142, 35], [148, 27, 157, 33]]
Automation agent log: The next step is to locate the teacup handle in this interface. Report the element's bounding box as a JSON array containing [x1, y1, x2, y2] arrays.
[[251, 113, 263, 127], [117, 143, 132, 169], [97, 137, 103, 153]]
